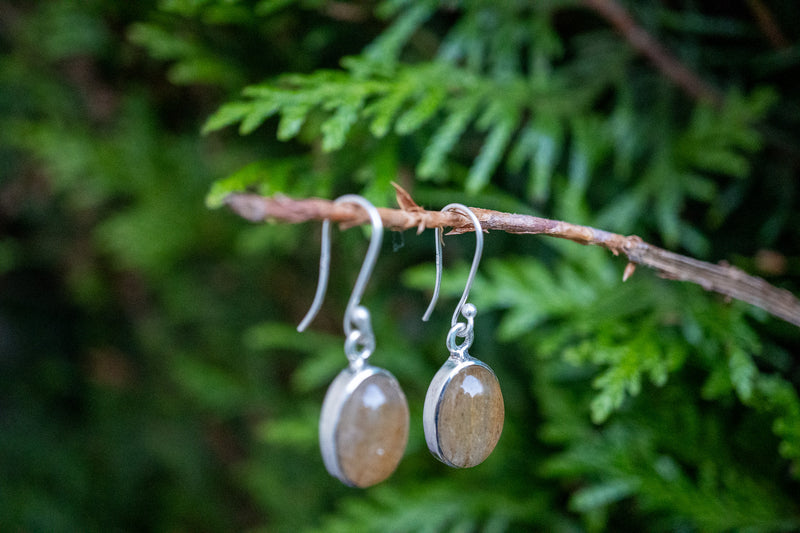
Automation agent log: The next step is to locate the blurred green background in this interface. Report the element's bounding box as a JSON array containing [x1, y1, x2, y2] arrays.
[[1, 1, 799, 531]]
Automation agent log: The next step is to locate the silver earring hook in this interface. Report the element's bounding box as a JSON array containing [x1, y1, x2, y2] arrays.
[[297, 195, 384, 338], [421, 203, 483, 328]]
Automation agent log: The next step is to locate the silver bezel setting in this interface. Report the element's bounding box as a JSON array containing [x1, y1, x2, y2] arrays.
[[319, 364, 401, 486], [423, 354, 498, 467]]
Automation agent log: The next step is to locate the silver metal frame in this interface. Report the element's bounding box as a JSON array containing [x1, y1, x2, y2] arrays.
[[423, 354, 498, 467], [318, 364, 404, 486]]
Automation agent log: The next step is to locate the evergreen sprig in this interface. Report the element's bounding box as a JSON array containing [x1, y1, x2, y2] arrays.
[[204, 2, 773, 253]]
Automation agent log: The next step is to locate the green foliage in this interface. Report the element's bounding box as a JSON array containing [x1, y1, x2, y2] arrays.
[[204, 3, 774, 253], [3, 0, 800, 532], [308, 480, 550, 533]]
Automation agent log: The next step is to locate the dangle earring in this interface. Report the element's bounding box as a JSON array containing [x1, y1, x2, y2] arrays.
[[297, 195, 409, 488], [422, 204, 504, 468]]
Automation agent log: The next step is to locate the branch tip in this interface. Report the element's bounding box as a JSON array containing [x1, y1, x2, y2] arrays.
[[622, 262, 637, 282]]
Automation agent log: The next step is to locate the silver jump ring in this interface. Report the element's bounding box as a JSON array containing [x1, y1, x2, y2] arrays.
[[344, 329, 374, 369], [446, 303, 476, 358]]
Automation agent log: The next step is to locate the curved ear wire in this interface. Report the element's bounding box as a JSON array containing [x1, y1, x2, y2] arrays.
[[421, 203, 483, 326], [296, 215, 332, 333], [297, 195, 384, 334]]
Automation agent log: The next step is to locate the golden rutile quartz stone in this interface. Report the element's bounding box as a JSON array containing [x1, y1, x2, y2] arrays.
[[335, 373, 409, 488], [437, 364, 504, 468]]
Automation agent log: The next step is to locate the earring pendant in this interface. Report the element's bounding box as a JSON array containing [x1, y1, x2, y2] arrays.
[[296, 195, 409, 487], [320, 362, 409, 487], [423, 307, 504, 468]]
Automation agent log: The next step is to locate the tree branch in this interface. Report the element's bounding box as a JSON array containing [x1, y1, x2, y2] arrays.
[[745, 0, 790, 49], [224, 186, 800, 328], [582, 0, 723, 106]]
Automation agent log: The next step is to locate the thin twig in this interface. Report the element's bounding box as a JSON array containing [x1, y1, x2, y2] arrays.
[[224, 185, 800, 328], [582, 0, 723, 105], [745, 0, 790, 49]]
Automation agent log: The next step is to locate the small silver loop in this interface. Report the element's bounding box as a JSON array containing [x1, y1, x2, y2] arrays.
[[344, 329, 374, 370], [344, 306, 374, 367], [446, 322, 473, 359], [297, 195, 384, 337], [446, 303, 476, 358], [421, 204, 483, 328]]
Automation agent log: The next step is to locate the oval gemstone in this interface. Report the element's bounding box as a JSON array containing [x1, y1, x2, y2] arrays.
[[335, 373, 409, 487], [437, 364, 504, 468]]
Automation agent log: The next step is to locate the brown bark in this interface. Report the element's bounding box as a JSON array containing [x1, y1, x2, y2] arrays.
[[224, 185, 800, 328], [582, 0, 723, 105]]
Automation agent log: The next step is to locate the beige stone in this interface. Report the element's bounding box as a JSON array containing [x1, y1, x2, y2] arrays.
[[437, 364, 504, 468], [335, 374, 409, 487]]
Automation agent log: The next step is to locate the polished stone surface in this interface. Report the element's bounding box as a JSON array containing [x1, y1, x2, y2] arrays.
[[437, 364, 503, 468], [335, 373, 409, 487]]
